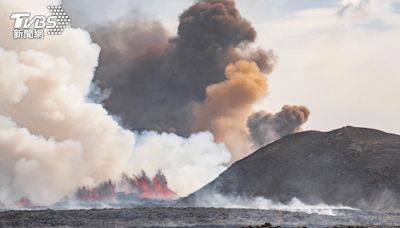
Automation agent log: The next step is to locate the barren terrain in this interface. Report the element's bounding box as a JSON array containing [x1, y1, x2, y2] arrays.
[[1, 207, 400, 227]]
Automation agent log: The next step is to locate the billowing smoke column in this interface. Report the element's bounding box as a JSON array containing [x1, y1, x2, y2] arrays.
[[248, 105, 311, 148], [0, 0, 230, 206], [88, 0, 294, 161], [91, 0, 275, 137], [193, 60, 268, 161], [0, 0, 310, 207]]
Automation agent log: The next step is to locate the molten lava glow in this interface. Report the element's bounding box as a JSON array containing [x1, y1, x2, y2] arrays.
[[6, 171, 177, 206], [125, 171, 178, 200], [15, 198, 32, 208], [75, 171, 178, 202]]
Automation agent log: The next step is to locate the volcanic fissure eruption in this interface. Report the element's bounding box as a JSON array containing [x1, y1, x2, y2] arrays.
[[75, 171, 177, 202], [0, 0, 230, 206], [122, 171, 178, 200], [0, 0, 310, 207]]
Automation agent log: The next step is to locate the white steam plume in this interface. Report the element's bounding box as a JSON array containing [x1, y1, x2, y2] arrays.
[[190, 194, 357, 216], [0, 0, 230, 205]]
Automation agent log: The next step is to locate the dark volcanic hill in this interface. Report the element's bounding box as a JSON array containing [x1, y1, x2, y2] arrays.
[[183, 126, 400, 211]]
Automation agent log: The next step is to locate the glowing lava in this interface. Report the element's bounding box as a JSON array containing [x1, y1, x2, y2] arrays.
[[75, 171, 177, 202], [124, 171, 178, 199]]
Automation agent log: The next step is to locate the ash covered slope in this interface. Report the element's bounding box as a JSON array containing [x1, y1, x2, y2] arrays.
[[184, 126, 400, 210]]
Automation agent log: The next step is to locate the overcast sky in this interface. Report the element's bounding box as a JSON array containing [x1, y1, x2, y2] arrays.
[[64, 0, 400, 134]]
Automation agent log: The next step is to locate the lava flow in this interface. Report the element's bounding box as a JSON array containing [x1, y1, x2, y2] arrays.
[[76, 171, 178, 202], [124, 171, 178, 200]]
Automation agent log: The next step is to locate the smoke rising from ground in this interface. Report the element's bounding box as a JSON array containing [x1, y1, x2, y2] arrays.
[[0, 0, 311, 206], [248, 105, 311, 148], [0, 0, 230, 205], [188, 193, 356, 216]]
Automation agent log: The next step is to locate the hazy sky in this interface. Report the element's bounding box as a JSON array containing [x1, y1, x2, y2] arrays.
[[64, 0, 400, 134]]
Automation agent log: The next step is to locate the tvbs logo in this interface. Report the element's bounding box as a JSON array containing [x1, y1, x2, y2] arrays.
[[10, 5, 70, 39]]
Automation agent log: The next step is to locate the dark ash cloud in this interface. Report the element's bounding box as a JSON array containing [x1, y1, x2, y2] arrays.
[[91, 0, 275, 136], [248, 105, 310, 148]]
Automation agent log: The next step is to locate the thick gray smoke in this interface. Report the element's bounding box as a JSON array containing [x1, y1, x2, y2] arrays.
[[0, 0, 231, 205], [0, 0, 311, 207], [90, 0, 275, 136], [247, 105, 310, 148]]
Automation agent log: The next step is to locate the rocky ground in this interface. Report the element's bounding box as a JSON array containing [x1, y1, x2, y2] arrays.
[[0, 207, 400, 227]]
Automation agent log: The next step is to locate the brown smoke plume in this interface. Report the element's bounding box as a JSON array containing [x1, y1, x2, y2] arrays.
[[91, 0, 274, 136], [88, 0, 309, 162], [248, 105, 311, 148], [193, 60, 268, 161]]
